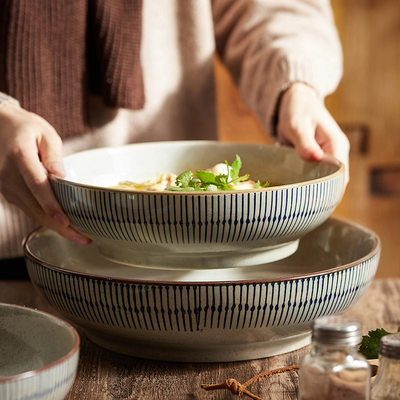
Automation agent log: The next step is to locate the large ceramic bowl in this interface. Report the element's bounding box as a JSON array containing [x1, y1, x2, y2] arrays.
[[50, 141, 345, 269], [0, 303, 80, 400], [24, 217, 379, 362]]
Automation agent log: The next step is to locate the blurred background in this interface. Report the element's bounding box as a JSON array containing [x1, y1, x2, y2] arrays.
[[215, 0, 400, 278]]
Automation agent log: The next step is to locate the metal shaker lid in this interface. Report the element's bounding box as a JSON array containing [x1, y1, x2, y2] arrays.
[[312, 316, 361, 346], [380, 334, 400, 359]]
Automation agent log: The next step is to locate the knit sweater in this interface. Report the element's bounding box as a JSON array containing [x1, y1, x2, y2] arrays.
[[0, 0, 145, 138], [0, 0, 342, 259]]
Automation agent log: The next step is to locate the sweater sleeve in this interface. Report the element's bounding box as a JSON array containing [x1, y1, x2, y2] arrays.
[[0, 92, 20, 107], [212, 0, 343, 135]]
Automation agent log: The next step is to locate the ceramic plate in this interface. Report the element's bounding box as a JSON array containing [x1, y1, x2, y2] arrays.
[[24, 217, 379, 362]]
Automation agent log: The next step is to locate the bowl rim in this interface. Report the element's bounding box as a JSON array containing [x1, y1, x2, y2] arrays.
[[0, 303, 80, 384], [23, 217, 380, 287], [49, 141, 345, 194]]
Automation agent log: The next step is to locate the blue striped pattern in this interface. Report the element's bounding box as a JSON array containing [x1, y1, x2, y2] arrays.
[[26, 252, 378, 333], [51, 175, 344, 245], [0, 345, 78, 400]]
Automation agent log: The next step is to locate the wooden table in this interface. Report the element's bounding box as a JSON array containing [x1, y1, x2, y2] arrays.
[[1, 279, 399, 400]]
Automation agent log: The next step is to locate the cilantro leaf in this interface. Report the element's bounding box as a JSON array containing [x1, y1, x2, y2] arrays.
[[215, 174, 228, 185], [165, 154, 268, 192], [229, 154, 242, 181], [189, 177, 201, 188], [166, 186, 196, 191], [204, 184, 218, 191], [359, 328, 397, 359], [196, 170, 219, 185], [230, 174, 250, 184], [175, 171, 193, 187], [255, 180, 270, 188]]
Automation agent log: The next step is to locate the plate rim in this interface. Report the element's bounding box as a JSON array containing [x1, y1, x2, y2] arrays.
[[0, 302, 80, 384], [23, 216, 380, 286], [49, 140, 345, 194]]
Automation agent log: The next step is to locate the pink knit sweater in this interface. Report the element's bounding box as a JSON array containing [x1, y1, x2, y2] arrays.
[[0, 0, 342, 259]]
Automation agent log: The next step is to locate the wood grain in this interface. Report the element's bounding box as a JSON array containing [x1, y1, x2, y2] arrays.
[[327, 0, 400, 162], [215, 0, 400, 278], [1, 279, 399, 400], [333, 154, 400, 279]]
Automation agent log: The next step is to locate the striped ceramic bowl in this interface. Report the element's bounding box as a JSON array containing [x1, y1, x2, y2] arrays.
[[50, 141, 345, 269], [0, 303, 79, 400], [24, 217, 379, 362]]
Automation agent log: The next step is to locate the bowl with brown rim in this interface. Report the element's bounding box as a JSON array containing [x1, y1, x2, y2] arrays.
[[24, 217, 379, 362], [49, 141, 345, 269]]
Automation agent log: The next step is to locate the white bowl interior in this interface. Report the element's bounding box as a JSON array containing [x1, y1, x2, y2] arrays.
[[25, 218, 378, 282], [61, 141, 341, 188], [0, 304, 77, 377]]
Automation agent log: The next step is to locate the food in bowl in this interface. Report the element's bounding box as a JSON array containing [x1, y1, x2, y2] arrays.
[[113, 154, 269, 192], [50, 141, 345, 269]]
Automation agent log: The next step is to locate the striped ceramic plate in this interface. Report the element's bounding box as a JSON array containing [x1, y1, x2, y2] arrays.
[[24, 217, 379, 362]]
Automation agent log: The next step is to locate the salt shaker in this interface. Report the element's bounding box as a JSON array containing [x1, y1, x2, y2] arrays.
[[371, 334, 400, 400], [298, 316, 370, 400]]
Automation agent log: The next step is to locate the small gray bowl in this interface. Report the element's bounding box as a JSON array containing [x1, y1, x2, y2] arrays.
[[0, 303, 80, 400]]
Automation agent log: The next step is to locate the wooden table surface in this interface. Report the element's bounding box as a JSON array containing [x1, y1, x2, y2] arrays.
[[1, 279, 399, 400]]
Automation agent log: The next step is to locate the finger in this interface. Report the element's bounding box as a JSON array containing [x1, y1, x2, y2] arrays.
[[277, 133, 292, 147], [315, 111, 350, 184], [316, 110, 350, 162], [21, 198, 91, 245], [37, 122, 66, 177], [2, 138, 67, 227], [3, 167, 91, 244], [21, 199, 92, 245], [278, 117, 324, 161], [13, 136, 67, 217]]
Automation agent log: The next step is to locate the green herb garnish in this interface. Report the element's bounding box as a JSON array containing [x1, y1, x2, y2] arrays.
[[166, 154, 259, 192], [359, 328, 400, 359], [255, 180, 270, 189], [175, 170, 193, 187]]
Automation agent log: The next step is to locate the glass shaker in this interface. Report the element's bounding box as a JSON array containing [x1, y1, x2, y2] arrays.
[[298, 316, 370, 400], [371, 334, 400, 400]]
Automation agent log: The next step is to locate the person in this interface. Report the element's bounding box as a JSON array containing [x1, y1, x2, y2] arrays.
[[0, 0, 349, 277]]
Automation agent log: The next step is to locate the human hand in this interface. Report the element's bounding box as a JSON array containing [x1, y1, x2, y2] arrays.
[[276, 82, 349, 184], [0, 103, 91, 244]]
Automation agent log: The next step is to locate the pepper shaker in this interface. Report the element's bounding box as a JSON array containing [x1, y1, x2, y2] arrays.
[[371, 334, 400, 399], [298, 316, 370, 400]]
